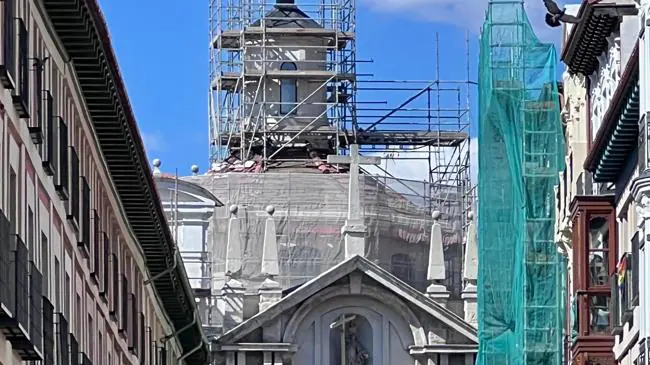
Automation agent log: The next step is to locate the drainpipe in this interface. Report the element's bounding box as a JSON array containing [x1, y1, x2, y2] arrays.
[[177, 339, 208, 365], [159, 311, 200, 364]]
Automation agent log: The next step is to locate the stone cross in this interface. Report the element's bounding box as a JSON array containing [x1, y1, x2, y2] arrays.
[[327, 144, 381, 258], [330, 314, 357, 365]]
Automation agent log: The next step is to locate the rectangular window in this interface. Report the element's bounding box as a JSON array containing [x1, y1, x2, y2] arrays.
[[0, 0, 16, 89], [54, 118, 69, 200], [88, 314, 93, 359], [67, 147, 80, 226], [110, 253, 119, 320], [119, 275, 128, 335], [57, 313, 70, 365], [588, 294, 611, 335], [9, 169, 17, 236], [54, 258, 61, 311], [139, 314, 145, 360], [99, 331, 103, 365], [41, 232, 49, 298], [42, 91, 56, 175], [100, 233, 109, 298], [79, 177, 91, 257], [76, 294, 81, 336], [27, 208, 34, 261], [128, 294, 137, 353], [631, 233, 640, 306], [91, 209, 100, 284], [28, 58, 45, 145], [64, 272, 71, 320], [43, 297, 55, 365], [588, 216, 610, 288], [11, 17, 29, 118]]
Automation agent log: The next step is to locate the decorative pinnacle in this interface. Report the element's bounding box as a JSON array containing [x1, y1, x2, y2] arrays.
[[265, 205, 275, 216], [432, 210, 441, 221], [191, 165, 199, 174], [229, 204, 238, 216], [152, 159, 161, 175]]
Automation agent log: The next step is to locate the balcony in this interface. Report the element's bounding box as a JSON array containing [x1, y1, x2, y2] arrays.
[[0, 236, 42, 360], [0, 211, 11, 317], [56, 313, 69, 365], [569, 195, 616, 363], [70, 333, 79, 365], [43, 298, 55, 365], [82, 352, 92, 365]]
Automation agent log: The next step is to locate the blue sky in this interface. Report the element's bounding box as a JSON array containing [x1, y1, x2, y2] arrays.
[[99, 0, 569, 176]]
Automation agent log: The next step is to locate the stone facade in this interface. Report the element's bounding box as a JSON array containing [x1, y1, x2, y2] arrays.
[[0, 0, 205, 364], [558, 1, 644, 364]]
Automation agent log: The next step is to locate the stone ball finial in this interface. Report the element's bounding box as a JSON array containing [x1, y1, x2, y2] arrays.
[[468, 211, 474, 220], [229, 204, 238, 216], [152, 158, 161, 168], [432, 210, 441, 220], [191, 165, 199, 174], [266, 205, 275, 216]]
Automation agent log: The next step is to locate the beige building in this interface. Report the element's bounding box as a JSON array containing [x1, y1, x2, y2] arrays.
[[0, 1, 207, 365], [556, 1, 644, 364]]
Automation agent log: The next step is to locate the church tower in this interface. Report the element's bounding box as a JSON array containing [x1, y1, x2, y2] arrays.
[[210, 0, 355, 164]]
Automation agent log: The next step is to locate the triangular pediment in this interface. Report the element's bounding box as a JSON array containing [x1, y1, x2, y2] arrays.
[[217, 255, 478, 345]]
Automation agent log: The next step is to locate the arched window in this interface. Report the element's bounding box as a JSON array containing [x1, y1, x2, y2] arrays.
[[280, 62, 297, 115]]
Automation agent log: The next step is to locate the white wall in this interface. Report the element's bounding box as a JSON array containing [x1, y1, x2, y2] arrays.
[[243, 36, 330, 131]]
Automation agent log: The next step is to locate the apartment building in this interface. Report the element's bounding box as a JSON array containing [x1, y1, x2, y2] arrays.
[[0, 1, 207, 365], [557, 0, 646, 364]]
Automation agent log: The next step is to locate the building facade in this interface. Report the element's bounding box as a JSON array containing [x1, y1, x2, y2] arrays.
[[558, 0, 645, 364], [0, 1, 207, 365]]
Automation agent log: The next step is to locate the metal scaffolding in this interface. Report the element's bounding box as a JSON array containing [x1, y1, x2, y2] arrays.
[[477, 1, 566, 364], [208, 0, 473, 207], [207, 0, 475, 303]]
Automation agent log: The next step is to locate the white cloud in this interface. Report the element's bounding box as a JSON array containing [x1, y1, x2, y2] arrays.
[[360, 0, 572, 45]]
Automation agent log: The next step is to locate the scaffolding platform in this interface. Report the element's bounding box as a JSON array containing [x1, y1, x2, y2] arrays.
[[218, 129, 468, 149], [212, 70, 356, 91], [212, 28, 355, 49]]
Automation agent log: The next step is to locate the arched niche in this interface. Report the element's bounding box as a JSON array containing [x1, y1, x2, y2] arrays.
[[283, 284, 425, 365]]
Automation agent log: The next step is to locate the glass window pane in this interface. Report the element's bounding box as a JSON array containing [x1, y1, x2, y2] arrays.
[[280, 62, 297, 115], [589, 217, 609, 249], [588, 295, 610, 334], [589, 251, 608, 286]]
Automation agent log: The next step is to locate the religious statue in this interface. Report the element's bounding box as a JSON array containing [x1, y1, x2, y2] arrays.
[[345, 322, 369, 365]]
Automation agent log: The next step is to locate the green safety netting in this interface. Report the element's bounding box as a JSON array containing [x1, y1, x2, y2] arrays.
[[477, 1, 567, 364]]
